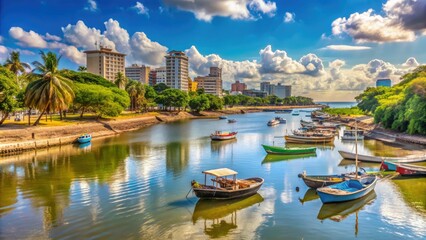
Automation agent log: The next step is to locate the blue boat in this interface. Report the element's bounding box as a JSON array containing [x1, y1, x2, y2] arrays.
[[316, 175, 377, 203], [77, 133, 92, 144]]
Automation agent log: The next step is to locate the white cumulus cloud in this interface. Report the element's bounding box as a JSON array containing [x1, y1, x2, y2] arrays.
[[331, 0, 426, 43], [322, 45, 371, 51], [283, 12, 295, 23], [85, 0, 98, 12], [402, 57, 419, 68], [9, 27, 48, 48], [134, 1, 149, 16], [163, 0, 276, 22]]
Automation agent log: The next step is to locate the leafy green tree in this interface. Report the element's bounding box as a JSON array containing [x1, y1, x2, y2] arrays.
[[196, 88, 205, 95], [0, 67, 19, 125], [114, 72, 127, 89], [157, 88, 189, 111], [205, 94, 223, 110], [24, 51, 75, 125], [126, 80, 145, 111], [189, 94, 210, 112], [153, 83, 169, 93]]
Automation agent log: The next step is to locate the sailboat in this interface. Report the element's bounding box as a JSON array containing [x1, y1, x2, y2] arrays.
[[316, 121, 378, 203]]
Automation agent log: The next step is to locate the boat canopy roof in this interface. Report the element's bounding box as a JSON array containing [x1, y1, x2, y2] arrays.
[[202, 168, 238, 177]]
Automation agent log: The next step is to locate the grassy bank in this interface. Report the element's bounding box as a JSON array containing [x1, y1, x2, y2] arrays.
[[322, 106, 366, 117]]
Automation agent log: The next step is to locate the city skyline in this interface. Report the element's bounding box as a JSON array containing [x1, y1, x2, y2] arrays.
[[1, 0, 425, 101]]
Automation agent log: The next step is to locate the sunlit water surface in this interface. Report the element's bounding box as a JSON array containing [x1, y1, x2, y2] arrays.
[[1, 110, 425, 239]]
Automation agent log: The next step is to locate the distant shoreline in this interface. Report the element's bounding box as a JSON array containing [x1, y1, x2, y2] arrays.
[[0, 105, 321, 155]]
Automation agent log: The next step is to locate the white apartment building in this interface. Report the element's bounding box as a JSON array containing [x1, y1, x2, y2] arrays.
[[84, 47, 126, 82], [165, 51, 188, 91]]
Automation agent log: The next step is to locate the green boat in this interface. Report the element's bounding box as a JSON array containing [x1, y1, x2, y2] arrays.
[[261, 144, 316, 155]]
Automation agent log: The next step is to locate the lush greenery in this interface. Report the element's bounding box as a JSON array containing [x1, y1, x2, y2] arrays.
[[356, 65, 426, 134], [322, 107, 365, 116], [1, 50, 316, 126]]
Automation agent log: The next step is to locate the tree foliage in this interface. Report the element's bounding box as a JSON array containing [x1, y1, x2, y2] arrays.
[[0, 67, 20, 125]]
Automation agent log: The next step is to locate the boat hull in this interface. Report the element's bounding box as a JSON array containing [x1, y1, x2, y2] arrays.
[[193, 178, 264, 200], [396, 164, 426, 176], [380, 161, 397, 171], [262, 145, 316, 155], [317, 176, 377, 203], [211, 135, 237, 141], [285, 135, 334, 143], [300, 175, 345, 189], [338, 150, 426, 163], [77, 136, 92, 143]]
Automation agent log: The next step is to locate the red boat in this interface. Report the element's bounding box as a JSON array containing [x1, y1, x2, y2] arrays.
[[210, 131, 238, 141], [396, 164, 426, 176]]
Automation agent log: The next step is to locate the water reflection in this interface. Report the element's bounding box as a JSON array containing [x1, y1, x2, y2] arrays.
[[192, 194, 264, 238], [298, 189, 319, 205], [317, 191, 377, 221], [285, 142, 335, 150], [262, 153, 317, 164], [166, 141, 190, 176], [210, 139, 237, 154]]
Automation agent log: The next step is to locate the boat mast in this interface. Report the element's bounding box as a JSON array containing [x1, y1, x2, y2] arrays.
[[355, 120, 358, 179]]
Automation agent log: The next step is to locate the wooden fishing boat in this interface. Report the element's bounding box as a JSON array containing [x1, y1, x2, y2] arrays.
[[261, 153, 317, 164], [298, 170, 366, 189], [77, 133, 92, 144], [228, 119, 237, 123], [317, 191, 376, 221], [191, 168, 264, 200], [218, 116, 227, 120], [210, 131, 237, 141], [275, 117, 287, 123], [267, 119, 280, 126], [262, 144, 316, 155], [338, 150, 426, 163], [316, 175, 377, 203], [396, 164, 426, 176], [285, 133, 335, 143], [380, 161, 397, 171], [341, 130, 364, 141]]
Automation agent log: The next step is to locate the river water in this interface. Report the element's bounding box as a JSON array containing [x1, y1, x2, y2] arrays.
[[1, 110, 425, 239]]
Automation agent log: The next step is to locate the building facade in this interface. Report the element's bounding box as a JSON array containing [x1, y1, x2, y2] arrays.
[[243, 89, 267, 98], [125, 64, 150, 84], [148, 67, 166, 86], [271, 83, 292, 98], [188, 78, 198, 92], [194, 67, 222, 96], [231, 80, 247, 92], [376, 79, 391, 87], [84, 47, 126, 82], [165, 51, 189, 91], [260, 82, 271, 95]]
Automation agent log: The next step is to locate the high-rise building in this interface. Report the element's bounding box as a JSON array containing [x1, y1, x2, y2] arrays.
[[260, 82, 271, 95], [148, 67, 166, 86], [125, 64, 150, 84], [376, 79, 391, 87], [188, 77, 198, 92], [231, 80, 247, 92], [271, 83, 292, 98], [194, 67, 223, 96], [165, 51, 189, 91], [84, 46, 126, 82]]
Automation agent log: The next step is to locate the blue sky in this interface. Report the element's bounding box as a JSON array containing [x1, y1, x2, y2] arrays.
[[1, 0, 425, 101]]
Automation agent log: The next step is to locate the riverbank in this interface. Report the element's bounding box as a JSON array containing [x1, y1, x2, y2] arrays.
[[0, 105, 321, 155]]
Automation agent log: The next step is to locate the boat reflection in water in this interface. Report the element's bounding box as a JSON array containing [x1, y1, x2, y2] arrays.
[[192, 193, 264, 238], [299, 188, 319, 205], [77, 142, 92, 151], [285, 142, 335, 151], [210, 138, 237, 152], [262, 153, 317, 164], [317, 191, 377, 221]]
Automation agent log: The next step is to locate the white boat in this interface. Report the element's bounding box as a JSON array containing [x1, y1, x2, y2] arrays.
[[210, 131, 238, 141], [275, 117, 287, 124], [292, 110, 300, 116], [341, 130, 364, 141], [267, 119, 280, 126]]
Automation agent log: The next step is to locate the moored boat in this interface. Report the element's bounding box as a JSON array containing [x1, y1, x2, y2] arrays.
[[77, 133, 92, 144], [298, 171, 365, 189], [285, 132, 335, 144], [219, 116, 227, 120], [210, 131, 238, 141], [191, 168, 264, 200], [338, 150, 426, 163], [292, 110, 300, 116], [228, 119, 237, 123], [275, 117, 287, 123], [380, 161, 397, 171], [396, 164, 426, 176], [267, 119, 280, 126], [262, 144, 316, 155], [316, 175, 378, 203], [341, 130, 364, 141]]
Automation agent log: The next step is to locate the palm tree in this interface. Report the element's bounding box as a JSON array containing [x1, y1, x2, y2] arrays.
[[4, 51, 31, 75], [114, 72, 127, 89], [24, 51, 75, 126], [126, 82, 138, 111], [78, 66, 87, 72]]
